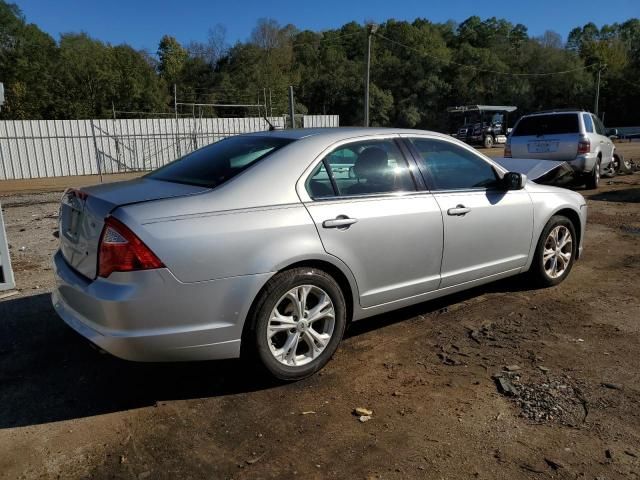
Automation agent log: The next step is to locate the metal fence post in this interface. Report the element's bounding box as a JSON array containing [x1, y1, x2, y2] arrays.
[[90, 120, 103, 183]]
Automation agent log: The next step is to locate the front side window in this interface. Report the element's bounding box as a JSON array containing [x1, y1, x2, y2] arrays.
[[594, 116, 606, 135], [306, 139, 416, 198], [147, 135, 293, 188], [583, 113, 594, 133], [409, 138, 499, 190]]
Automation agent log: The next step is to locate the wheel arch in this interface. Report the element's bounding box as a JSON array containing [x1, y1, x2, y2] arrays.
[[551, 207, 582, 258], [240, 256, 359, 352]]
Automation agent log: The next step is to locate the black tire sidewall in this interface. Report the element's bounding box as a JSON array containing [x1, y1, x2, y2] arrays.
[[532, 215, 577, 287], [252, 268, 346, 381], [586, 159, 600, 189]]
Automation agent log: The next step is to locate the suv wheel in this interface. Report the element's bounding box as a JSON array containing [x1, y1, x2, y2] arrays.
[[529, 215, 577, 287], [602, 158, 617, 178], [248, 267, 347, 381], [585, 158, 601, 189], [483, 135, 494, 148]]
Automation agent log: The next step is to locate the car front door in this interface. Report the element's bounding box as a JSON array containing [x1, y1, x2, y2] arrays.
[[404, 136, 534, 289], [300, 136, 444, 308]]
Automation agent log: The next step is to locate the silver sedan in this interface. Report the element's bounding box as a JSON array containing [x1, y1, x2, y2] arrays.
[[52, 128, 587, 380]]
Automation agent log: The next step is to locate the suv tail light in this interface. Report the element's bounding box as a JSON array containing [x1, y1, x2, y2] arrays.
[[577, 136, 591, 155], [504, 142, 512, 158], [98, 217, 164, 278]]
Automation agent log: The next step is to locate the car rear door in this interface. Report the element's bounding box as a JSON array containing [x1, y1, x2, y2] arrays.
[[403, 135, 534, 288], [510, 113, 581, 161], [300, 136, 444, 308]]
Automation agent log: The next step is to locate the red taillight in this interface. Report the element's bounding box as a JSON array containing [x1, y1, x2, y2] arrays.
[[98, 217, 164, 278], [577, 137, 590, 155], [504, 143, 512, 158]]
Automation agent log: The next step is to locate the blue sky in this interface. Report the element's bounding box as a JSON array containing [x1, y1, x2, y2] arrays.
[[16, 0, 639, 53]]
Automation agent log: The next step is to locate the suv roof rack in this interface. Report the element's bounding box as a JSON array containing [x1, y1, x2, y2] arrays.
[[530, 108, 589, 115]]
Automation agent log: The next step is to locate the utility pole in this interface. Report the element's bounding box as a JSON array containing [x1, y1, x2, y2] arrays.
[[174, 84, 181, 157], [289, 85, 296, 129], [364, 23, 378, 127], [594, 64, 605, 116]]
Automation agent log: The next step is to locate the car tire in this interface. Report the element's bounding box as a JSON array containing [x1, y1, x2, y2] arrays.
[[602, 157, 617, 178], [247, 267, 347, 381], [615, 153, 632, 174], [484, 135, 494, 148], [585, 158, 601, 189], [529, 215, 577, 288]]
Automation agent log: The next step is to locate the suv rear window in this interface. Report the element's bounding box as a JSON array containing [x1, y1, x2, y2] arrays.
[[147, 136, 293, 188], [512, 114, 579, 137]]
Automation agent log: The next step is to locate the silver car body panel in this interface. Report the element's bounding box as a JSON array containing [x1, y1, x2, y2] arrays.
[[52, 128, 587, 361], [492, 157, 569, 180]]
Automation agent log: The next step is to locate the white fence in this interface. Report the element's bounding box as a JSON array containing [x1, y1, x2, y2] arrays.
[[0, 114, 339, 180]]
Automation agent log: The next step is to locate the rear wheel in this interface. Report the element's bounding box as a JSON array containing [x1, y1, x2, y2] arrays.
[[483, 135, 494, 148], [585, 158, 601, 189], [529, 215, 577, 287], [248, 267, 347, 381]]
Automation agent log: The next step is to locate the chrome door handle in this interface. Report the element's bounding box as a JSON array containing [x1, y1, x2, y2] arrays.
[[447, 205, 471, 216], [322, 216, 358, 229]]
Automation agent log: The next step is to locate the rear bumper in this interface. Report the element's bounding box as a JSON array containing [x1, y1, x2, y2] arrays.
[[52, 250, 272, 362], [568, 153, 598, 173]]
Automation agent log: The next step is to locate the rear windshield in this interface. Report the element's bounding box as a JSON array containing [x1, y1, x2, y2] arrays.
[[512, 113, 579, 137], [147, 135, 294, 188]]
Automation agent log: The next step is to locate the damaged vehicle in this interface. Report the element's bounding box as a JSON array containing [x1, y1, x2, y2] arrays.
[[504, 109, 616, 189], [52, 128, 587, 380], [493, 157, 575, 186]]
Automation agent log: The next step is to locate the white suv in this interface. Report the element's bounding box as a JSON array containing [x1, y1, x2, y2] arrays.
[[505, 110, 615, 189]]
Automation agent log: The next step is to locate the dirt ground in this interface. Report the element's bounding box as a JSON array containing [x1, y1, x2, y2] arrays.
[[1, 143, 640, 480]]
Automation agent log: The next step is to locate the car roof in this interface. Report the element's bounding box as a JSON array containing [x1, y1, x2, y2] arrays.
[[245, 127, 455, 142], [524, 110, 588, 117]]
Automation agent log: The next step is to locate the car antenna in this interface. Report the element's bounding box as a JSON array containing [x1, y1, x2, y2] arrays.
[[263, 115, 276, 131]]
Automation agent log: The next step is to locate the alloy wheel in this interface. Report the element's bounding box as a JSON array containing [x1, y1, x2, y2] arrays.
[[267, 285, 336, 367], [543, 225, 573, 279]]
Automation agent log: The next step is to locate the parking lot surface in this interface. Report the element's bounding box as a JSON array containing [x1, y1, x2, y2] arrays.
[[1, 144, 639, 479]]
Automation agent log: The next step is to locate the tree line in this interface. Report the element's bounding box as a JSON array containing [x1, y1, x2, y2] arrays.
[[1, 1, 638, 128]]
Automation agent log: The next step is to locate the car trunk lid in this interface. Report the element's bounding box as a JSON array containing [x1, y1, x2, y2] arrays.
[[58, 178, 208, 279]]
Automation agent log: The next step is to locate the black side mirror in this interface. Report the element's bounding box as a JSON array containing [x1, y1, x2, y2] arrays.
[[606, 128, 618, 138], [503, 171, 525, 190]]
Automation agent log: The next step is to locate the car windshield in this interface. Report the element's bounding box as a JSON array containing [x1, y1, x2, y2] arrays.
[[512, 113, 579, 137], [147, 135, 294, 188]]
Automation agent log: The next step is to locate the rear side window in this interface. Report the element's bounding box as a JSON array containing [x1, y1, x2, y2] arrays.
[[583, 114, 594, 133], [147, 136, 293, 188], [306, 139, 416, 198], [512, 114, 579, 136]]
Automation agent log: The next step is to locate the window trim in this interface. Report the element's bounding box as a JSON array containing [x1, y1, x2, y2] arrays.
[[399, 134, 508, 193], [299, 135, 423, 202]]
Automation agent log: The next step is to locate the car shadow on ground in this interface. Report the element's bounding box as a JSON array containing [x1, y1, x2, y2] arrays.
[[0, 275, 533, 429], [588, 188, 640, 203]]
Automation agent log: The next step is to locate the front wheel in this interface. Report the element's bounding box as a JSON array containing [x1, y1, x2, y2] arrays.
[[484, 135, 494, 148], [529, 216, 577, 287], [248, 268, 347, 381]]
